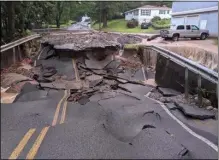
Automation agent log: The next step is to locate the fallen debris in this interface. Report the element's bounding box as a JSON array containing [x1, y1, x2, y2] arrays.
[[158, 87, 181, 97], [85, 75, 103, 88], [2, 73, 33, 88], [175, 103, 216, 120]]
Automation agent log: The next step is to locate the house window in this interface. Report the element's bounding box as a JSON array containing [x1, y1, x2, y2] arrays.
[[159, 10, 165, 14], [167, 10, 170, 14], [177, 25, 185, 30], [141, 9, 151, 16], [134, 10, 139, 16]]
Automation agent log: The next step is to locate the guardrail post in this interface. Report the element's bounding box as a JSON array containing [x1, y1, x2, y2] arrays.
[[18, 45, 22, 61], [185, 67, 189, 100], [197, 74, 202, 107], [13, 47, 16, 63]]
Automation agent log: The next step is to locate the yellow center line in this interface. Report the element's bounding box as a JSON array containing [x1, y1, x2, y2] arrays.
[[26, 126, 50, 159], [9, 128, 36, 159], [52, 90, 67, 126], [60, 90, 69, 124]]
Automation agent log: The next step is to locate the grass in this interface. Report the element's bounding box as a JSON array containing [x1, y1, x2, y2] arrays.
[[48, 20, 75, 28], [92, 19, 158, 33]]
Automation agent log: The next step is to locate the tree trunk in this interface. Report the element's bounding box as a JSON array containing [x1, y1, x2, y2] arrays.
[[6, 1, 15, 41], [56, 2, 63, 28], [102, 9, 107, 28], [56, 16, 60, 28]]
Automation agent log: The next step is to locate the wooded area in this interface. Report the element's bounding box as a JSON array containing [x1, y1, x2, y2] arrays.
[[1, 1, 172, 44]]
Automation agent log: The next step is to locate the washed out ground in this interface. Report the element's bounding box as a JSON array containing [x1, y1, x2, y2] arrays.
[[1, 31, 218, 159]]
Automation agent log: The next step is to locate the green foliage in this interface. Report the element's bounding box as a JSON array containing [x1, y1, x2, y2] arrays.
[[92, 19, 157, 33], [151, 16, 161, 22], [127, 21, 136, 28], [1, 1, 172, 42], [127, 19, 138, 28], [152, 18, 171, 29]]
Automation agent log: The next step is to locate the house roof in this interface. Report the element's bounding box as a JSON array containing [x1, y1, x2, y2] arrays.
[[125, 5, 171, 13]]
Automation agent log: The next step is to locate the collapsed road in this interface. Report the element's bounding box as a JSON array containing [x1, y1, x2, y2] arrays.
[[1, 31, 218, 159]]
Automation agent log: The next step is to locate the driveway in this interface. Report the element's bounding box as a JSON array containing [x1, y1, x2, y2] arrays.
[[148, 38, 218, 54]]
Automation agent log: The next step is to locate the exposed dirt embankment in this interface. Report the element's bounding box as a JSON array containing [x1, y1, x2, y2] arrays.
[[162, 46, 218, 72]]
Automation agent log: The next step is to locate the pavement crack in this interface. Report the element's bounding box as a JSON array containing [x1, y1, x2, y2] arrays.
[[142, 124, 156, 130]]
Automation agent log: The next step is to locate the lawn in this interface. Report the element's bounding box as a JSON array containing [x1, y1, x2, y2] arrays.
[[47, 20, 75, 28], [92, 19, 158, 33]]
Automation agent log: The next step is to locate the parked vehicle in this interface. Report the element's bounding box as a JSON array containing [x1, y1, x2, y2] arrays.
[[160, 24, 209, 41], [141, 22, 151, 29]]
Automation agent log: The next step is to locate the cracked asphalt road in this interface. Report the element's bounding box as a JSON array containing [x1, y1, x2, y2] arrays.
[[1, 55, 218, 159]]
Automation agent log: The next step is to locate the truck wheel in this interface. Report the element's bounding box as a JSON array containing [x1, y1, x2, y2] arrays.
[[200, 33, 207, 40], [172, 34, 179, 41]]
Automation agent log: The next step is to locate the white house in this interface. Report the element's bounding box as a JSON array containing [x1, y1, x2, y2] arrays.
[[125, 5, 172, 24]]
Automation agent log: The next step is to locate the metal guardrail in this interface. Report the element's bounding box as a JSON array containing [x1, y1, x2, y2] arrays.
[[145, 45, 218, 84], [1, 34, 41, 52]]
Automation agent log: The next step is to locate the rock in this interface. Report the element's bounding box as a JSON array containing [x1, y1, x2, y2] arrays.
[[158, 87, 181, 97], [202, 98, 211, 106], [194, 95, 211, 107], [86, 75, 103, 88], [213, 108, 218, 111], [206, 106, 213, 110]]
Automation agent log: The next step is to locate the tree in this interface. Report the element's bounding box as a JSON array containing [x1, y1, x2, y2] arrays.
[[55, 1, 64, 28], [6, 1, 15, 40]]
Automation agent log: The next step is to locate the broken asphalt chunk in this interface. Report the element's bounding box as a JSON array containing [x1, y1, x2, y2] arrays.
[[103, 60, 121, 70], [78, 95, 90, 105], [175, 103, 216, 120], [40, 82, 65, 90], [158, 87, 181, 97], [42, 67, 57, 78], [86, 75, 103, 88]]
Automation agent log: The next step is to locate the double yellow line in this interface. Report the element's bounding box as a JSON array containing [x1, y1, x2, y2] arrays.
[[52, 90, 69, 126], [8, 90, 69, 159]]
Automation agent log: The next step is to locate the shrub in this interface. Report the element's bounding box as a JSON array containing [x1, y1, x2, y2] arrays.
[[127, 21, 136, 28], [151, 22, 170, 29], [131, 18, 138, 26], [151, 18, 171, 29], [151, 16, 161, 22]]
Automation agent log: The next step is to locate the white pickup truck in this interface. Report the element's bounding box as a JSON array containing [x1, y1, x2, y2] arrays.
[[160, 24, 209, 41]]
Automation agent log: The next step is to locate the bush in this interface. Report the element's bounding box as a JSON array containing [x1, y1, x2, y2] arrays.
[[127, 21, 136, 28], [152, 23, 170, 29], [126, 19, 138, 28], [131, 18, 138, 26], [151, 18, 170, 29], [151, 16, 161, 22]]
